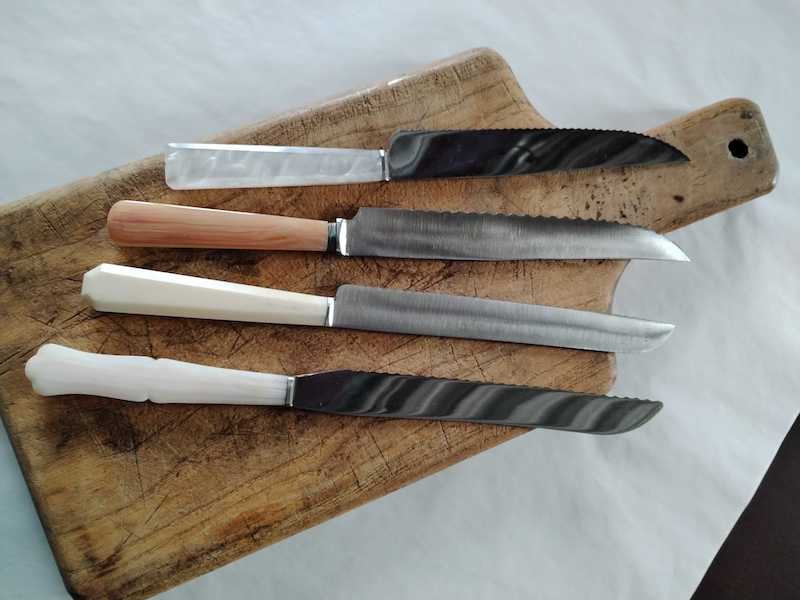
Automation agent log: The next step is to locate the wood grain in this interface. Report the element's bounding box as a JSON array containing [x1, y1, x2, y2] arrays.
[[0, 48, 777, 600], [108, 201, 330, 251]]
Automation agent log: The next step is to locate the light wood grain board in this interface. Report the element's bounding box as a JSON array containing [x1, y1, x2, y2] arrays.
[[0, 48, 777, 599]]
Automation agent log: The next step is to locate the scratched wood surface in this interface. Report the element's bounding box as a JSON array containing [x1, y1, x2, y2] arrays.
[[0, 48, 777, 599]]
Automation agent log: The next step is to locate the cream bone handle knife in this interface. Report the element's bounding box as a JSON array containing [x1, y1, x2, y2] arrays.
[[164, 128, 688, 189], [107, 201, 689, 262], [25, 344, 662, 435], [81, 264, 675, 353]]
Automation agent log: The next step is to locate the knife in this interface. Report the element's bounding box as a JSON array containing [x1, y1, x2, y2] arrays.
[[107, 200, 689, 262], [25, 344, 662, 434], [164, 129, 688, 189], [81, 264, 674, 353]]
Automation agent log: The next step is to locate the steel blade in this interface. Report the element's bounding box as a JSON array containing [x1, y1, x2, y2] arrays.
[[291, 370, 661, 434], [342, 208, 689, 261], [165, 143, 385, 189], [386, 128, 688, 180], [330, 285, 673, 353]]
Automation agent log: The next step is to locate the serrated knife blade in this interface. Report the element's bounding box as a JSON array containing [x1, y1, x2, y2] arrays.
[[26, 344, 663, 434], [165, 128, 688, 189], [291, 370, 661, 434], [107, 202, 689, 262], [340, 208, 689, 261]]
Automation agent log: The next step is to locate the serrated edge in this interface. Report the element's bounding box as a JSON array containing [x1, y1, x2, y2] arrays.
[[296, 368, 656, 405], [388, 127, 689, 162], [354, 207, 657, 232]]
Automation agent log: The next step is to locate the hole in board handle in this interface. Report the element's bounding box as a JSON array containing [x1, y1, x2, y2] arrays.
[[728, 138, 749, 159]]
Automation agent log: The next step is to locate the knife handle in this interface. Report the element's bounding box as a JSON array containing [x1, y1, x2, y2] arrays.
[[25, 344, 289, 405], [107, 201, 330, 251], [81, 263, 331, 326]]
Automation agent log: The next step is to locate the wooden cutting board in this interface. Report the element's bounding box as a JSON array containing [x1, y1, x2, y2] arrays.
[[0, 48, 777, 599]]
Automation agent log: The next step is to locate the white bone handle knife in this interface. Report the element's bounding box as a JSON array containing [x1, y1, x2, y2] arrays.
[[80, 264, 675, 353], [25, 344, 662, 434]]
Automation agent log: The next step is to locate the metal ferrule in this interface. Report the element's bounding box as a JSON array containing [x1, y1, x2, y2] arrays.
[[326, 222, 339, 253], [326, 219, 348, 255], [284, 376, 297, 407], [335, 218, 349, 256], [324, 297, 336, 327], [379, 148, 389, 181]]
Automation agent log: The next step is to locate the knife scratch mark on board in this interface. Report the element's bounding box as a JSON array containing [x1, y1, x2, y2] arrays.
[[447, 341, 459, 366], [472, 355, 489, 382], [377, 348, 426, 370], [367, 429, 393, 475], [36, 205, 66, 242], [138, 407, 203, 449], [438, 421, 452, 451], [143, 495, 169, 526], [348, 463, 363, 491]]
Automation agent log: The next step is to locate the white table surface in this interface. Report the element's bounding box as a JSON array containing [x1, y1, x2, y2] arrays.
[[1, 2, 798, 598]]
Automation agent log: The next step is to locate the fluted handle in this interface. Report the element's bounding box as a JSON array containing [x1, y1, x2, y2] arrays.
[[81, 264, 331, 325], [25, 344, 289, 405], [107, 200, 330, 251]]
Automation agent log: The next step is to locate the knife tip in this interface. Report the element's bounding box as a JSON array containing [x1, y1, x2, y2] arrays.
[[649, 322, 675, 351], [650, 135, 689, 164], [659, 237, 691, 262], [627, 321, 675, 353], [606, 398, 663, 434], [669, 147, 691, 164], [634, 227, 690, 262]]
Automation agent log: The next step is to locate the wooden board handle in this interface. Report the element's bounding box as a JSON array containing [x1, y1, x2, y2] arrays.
[[644, 98, 778, 232], [107, 200, 330, 250], [81, 263, 331, 325], [25, 344, 289, 405]]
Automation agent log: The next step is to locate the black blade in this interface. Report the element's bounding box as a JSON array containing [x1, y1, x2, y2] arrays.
[[292, 371, 662, 435], [386, 128, 688, 180]]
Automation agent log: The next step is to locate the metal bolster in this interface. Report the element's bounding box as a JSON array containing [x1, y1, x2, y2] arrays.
[[285, 376, 297, 407], [326, 222, 338, 253], [335, 218, 348, 256], [379, 149, 389, 181], [325, 297, 336, 327]]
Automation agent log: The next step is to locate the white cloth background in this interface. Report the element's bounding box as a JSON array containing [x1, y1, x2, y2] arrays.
[[1, 2, 797, 598]]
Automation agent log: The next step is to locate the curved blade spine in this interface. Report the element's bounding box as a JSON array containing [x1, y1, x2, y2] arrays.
[[343, 208, 689, 261], [386, 128, 689, 180]]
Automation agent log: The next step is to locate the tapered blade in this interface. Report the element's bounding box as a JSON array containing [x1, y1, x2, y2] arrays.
[[292, 370, 661, 434], [342, 208, 689, 261], [330, 285, 673, 353], [386, 128, 688, 180]]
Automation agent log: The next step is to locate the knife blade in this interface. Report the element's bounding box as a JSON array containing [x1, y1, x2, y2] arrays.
[[81, 264, 674, 353], [164, 128, 688, 189], [108, 201, 689, 262], [25, 344, 663, 434]]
